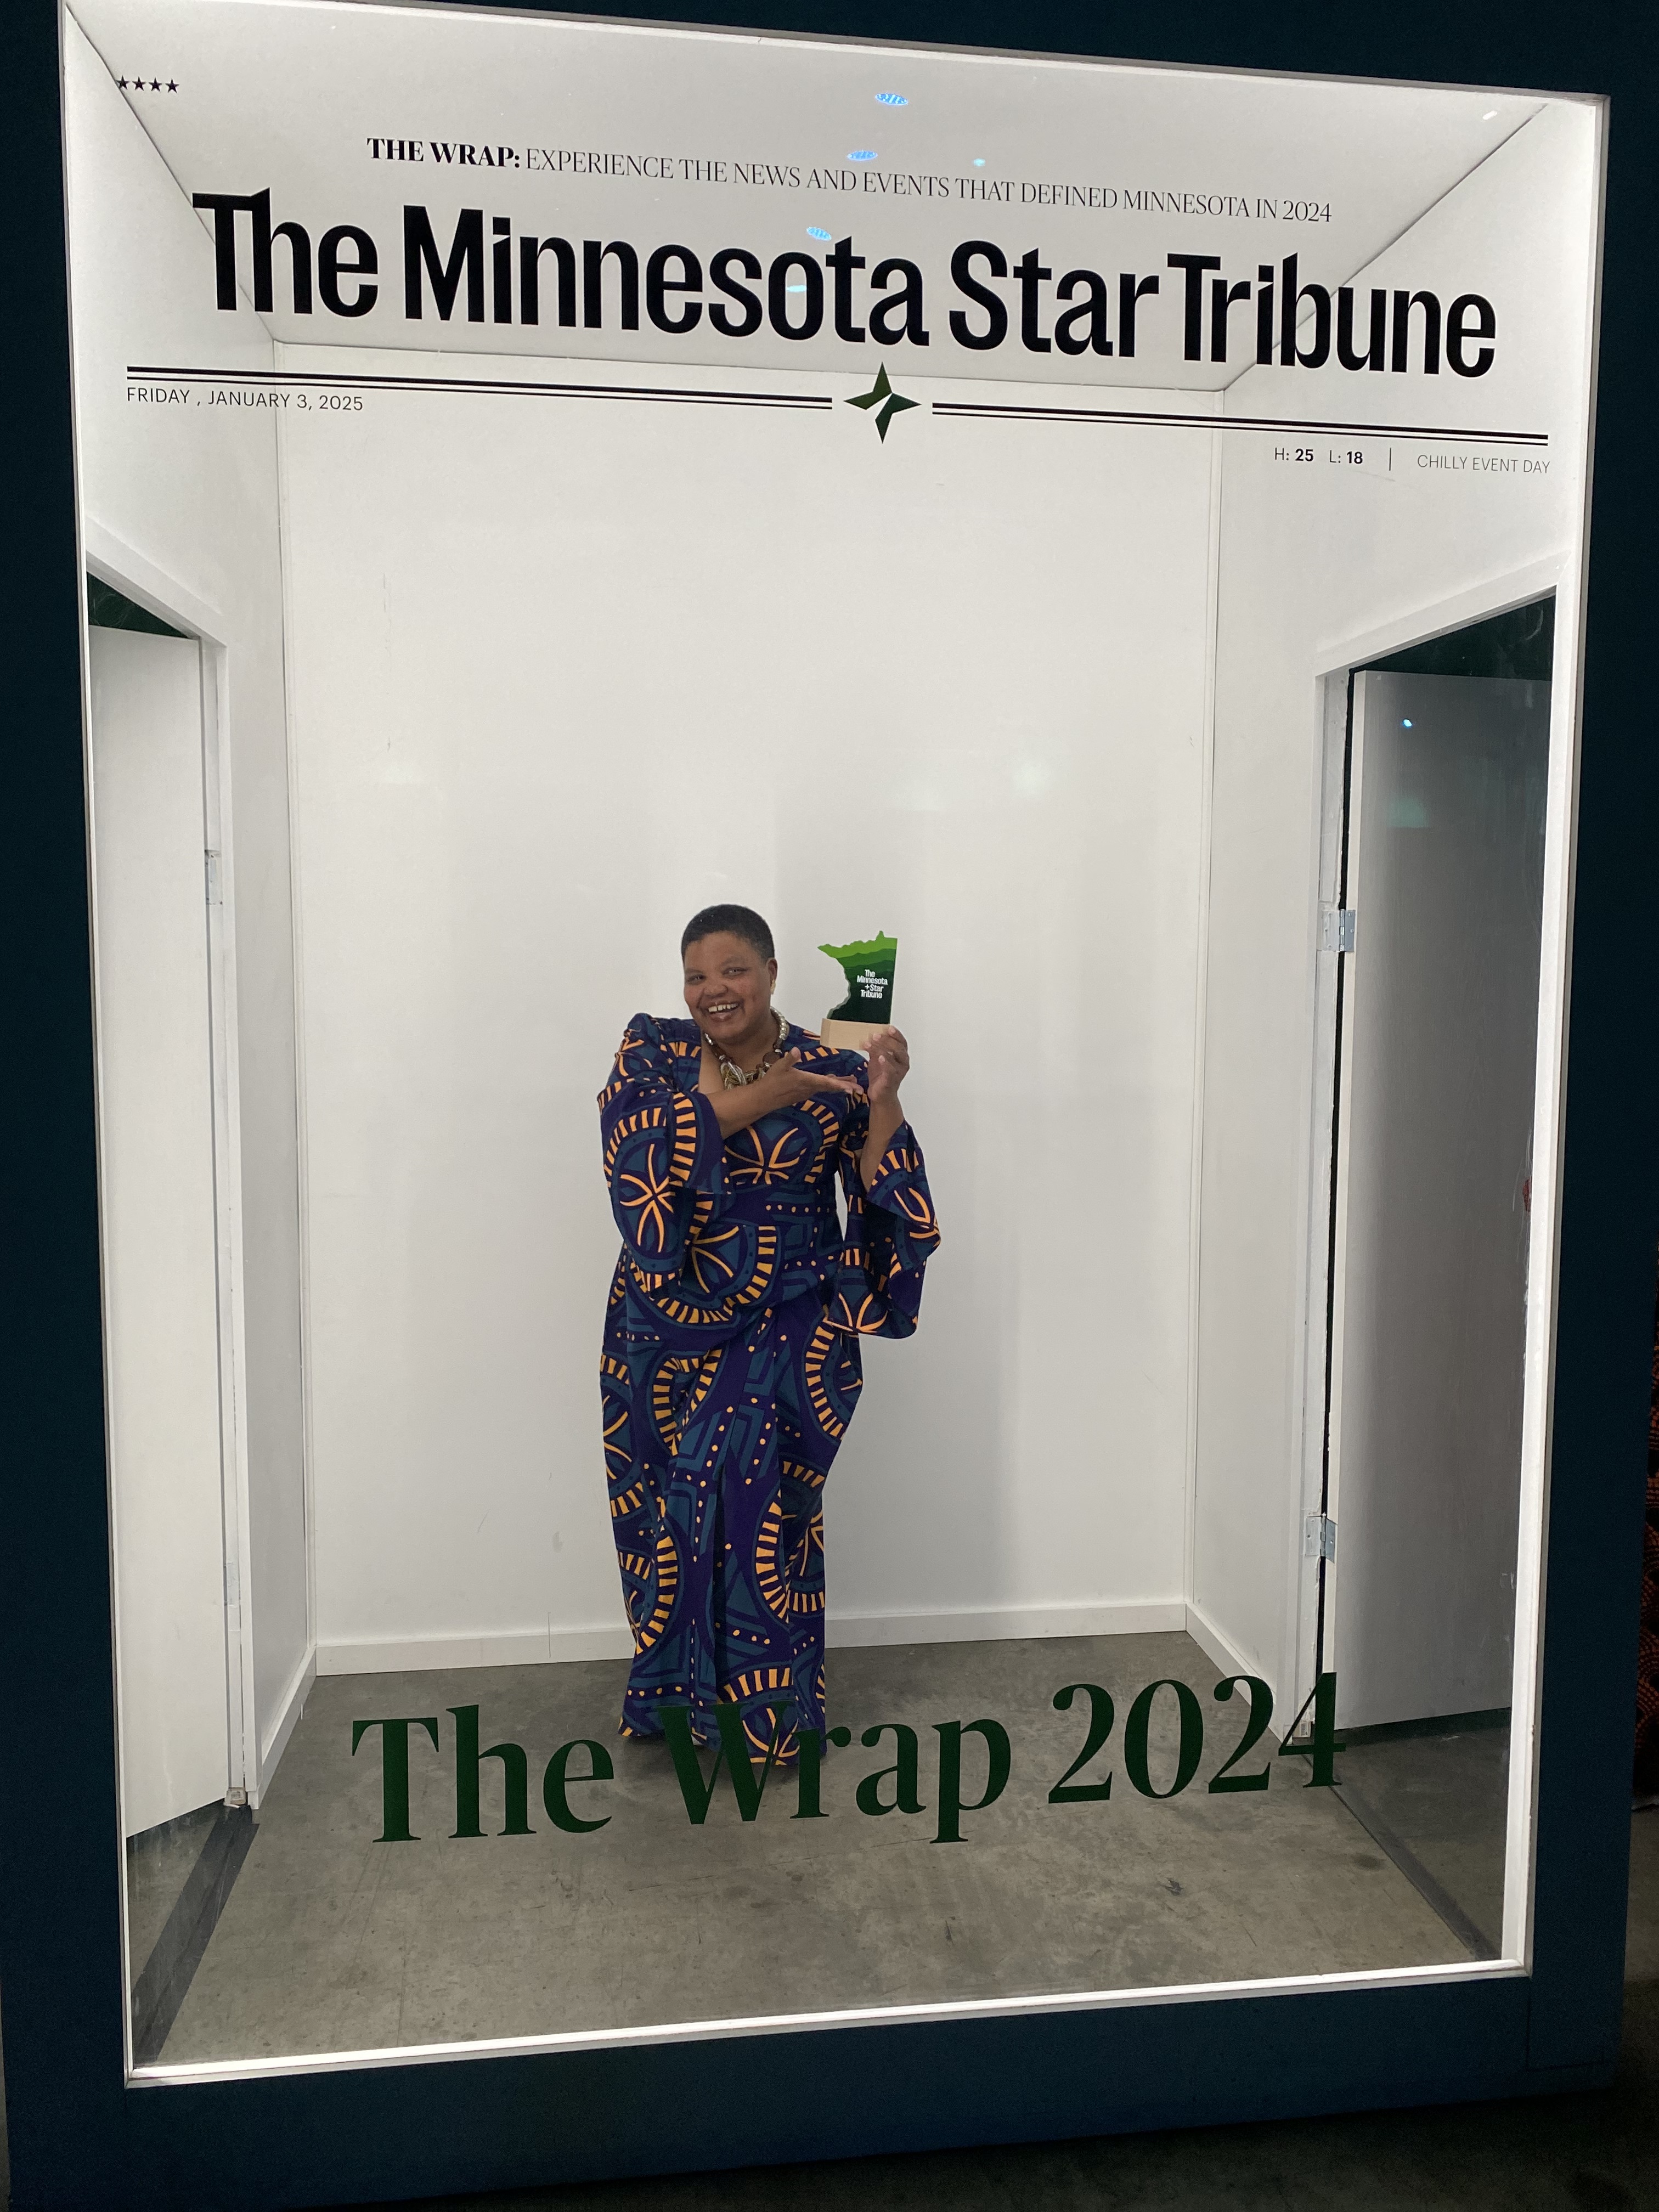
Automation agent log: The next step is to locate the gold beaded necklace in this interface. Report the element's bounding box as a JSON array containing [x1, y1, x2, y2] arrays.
[[709, 1009, 788, 1088]]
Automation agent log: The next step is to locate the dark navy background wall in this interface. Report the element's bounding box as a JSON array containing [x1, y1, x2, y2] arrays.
[[3, 3, 1654, 2205]]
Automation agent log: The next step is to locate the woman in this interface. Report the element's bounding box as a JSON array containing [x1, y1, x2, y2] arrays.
[[598, 903, 939, 1762]]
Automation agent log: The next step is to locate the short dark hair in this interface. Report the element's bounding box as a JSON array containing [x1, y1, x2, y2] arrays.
[[681, 904, 775, 962]]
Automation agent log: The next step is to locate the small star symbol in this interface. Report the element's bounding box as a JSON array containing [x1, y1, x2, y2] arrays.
[[167, 80, 178, 92], [116, 76, 128, 89], [150, 79, 162, 91], [845, 362, 919, 443]]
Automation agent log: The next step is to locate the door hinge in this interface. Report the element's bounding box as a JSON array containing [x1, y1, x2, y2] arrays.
[[1321, 906, 1357, 953], [205, 848, 223, 906], [1304, 1511, 1338, 1561]]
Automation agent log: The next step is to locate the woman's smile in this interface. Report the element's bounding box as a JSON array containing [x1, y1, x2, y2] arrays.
[[682, 932, 778, 1062]]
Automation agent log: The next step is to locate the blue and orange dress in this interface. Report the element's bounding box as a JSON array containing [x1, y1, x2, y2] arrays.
[[597, 1013, 939, 1759]]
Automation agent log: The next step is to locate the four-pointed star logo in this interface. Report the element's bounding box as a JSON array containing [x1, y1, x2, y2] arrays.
[[845, 363, 919, 443]]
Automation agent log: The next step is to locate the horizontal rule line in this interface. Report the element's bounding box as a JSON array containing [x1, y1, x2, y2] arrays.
[[930, 402, 1548, 447], [125, 370, 1546, 445], [126, 366, 833, 410]]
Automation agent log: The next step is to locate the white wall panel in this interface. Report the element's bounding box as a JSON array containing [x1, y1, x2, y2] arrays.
[[275, 353, 1217, 1658]]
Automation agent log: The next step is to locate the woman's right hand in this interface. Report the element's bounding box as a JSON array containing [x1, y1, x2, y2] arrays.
[[757, 1048, 864, 1109], [703, 1045, 862, 1137]]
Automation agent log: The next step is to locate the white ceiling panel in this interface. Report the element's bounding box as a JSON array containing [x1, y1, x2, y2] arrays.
[[70, 0, 1547, 388]]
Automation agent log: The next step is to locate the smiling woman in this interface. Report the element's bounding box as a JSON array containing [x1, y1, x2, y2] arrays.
[[596, 903, 940, 1762]]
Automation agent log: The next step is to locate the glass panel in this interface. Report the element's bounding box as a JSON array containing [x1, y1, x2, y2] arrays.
[[60, 0, 1602, 2074]]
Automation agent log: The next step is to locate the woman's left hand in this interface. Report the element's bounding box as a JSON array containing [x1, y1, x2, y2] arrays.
[[864, 1026, 909, 1108]]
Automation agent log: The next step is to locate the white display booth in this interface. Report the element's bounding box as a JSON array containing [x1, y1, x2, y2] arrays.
[[63, 3, 1598, 2038]]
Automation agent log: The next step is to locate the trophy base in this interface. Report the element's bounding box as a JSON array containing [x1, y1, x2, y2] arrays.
[[820, 1017, 883, 1052]]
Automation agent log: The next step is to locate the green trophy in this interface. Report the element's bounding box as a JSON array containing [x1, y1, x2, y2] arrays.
[[819, 932, 898, 1051]]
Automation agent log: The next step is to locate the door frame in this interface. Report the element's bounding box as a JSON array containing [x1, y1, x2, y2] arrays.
[[1295, 557, 1573, 1969], [82, 523, 260, 1832]]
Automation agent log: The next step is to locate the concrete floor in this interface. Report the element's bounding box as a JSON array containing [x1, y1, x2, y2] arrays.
[[341, 1810, 1659, 2212], [126, 1802, 222, 1976], [151, 1633, 1472, 2064], [1336, 1721, 1511, 1952], [2, 1711, 1655, 2205]]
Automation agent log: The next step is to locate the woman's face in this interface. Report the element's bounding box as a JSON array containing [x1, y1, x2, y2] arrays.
[[682, 933, 777, 1051]]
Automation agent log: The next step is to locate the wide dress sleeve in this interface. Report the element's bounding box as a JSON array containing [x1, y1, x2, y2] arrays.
[[598, 1014, 725, 1279], [830, 1085, 941, 1340]]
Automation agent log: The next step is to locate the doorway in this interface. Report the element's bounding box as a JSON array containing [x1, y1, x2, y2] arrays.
[[85, 578, 255, 2059], [1310, 597, 1554, 1953]]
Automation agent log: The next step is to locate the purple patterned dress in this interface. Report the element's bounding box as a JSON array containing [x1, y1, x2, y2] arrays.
[[597, 1014, 939, 1758]]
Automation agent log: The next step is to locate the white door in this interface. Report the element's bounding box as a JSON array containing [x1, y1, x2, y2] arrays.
[[89, 624, 232, 1835], [1325, 668, 1550, 1730]]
